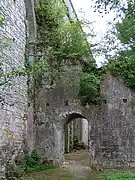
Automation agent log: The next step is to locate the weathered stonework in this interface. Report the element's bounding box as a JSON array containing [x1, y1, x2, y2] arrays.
[[35, 71, 135, 168], [34, 69, 83, 165], [0, 0, 28, 177], [1, 0, 135, 178], [89, 73, 135, 168]]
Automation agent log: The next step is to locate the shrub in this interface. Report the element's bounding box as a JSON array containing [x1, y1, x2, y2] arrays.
[[79, 72, 101, 105], [73, 136, 86, 150], [5, 150, 55, 179]]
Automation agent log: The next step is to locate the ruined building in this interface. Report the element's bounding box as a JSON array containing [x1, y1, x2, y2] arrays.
[[0, 0, 135, 178]]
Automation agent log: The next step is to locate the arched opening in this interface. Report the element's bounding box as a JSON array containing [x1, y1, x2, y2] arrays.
[[64, 113, 89, 154]]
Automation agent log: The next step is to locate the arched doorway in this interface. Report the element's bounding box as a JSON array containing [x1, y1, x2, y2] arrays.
[[63, 113, 89, 154]]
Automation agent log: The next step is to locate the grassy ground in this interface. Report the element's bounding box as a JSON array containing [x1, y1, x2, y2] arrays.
[[22, 168, 74, 180], [89, 169, 135, 180], [22, 151, 135, 179], [22, 168, 135, 180]]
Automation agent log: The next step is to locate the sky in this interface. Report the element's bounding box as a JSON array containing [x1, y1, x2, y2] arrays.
[[71, 0, 117, 66]]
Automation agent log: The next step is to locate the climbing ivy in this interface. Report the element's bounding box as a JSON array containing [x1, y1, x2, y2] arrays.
[[34, 0, 100, 105], [0, 0, 101, 106], [34, 0, 99, 105], [35, 0, 95, 71]]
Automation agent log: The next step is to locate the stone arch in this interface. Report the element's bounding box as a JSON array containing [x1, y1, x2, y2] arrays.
[[59, 111, 89, 154], [59, 110, 88, 124], [65, 112, 86, 124]]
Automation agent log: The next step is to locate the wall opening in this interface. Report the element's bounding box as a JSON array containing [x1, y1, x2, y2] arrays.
[[64, 113, 89, 154], [103, 100, 107, 104], [65, 100, 69, 106], [123, 98, 127, 103], [46, 102, 49, 107]]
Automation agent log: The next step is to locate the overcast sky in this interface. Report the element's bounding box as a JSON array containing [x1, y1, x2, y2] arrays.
[[71, 0, 117, 66]]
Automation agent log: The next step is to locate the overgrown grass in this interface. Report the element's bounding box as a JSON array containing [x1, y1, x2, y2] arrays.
[[89, 170, 135, 180], [24, 164, 55, 173], [22, 169, 135, 180], [22, 168, 74, 180]]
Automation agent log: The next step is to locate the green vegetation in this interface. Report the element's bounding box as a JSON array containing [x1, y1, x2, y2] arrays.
[[1, 0, 135, 105], [22, 168, 135, 180], [92, 0, 135, 91], [36, 0, 95, 71], [5, 150, 55, 179], [107, 57, 135, 88], [90, 170, 135, 180], [35, 0, 100, 105], [106, 0, 135, 89], [79, 72, 101, 105]]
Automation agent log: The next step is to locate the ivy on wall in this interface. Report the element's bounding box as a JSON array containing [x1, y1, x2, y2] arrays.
[[35, 0, 95, 71], [35, 0, 100, 105], [1, 0, 134, 106]]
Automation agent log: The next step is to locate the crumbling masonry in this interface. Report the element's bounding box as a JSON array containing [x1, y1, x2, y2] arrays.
[[0, 0, 135, 178]]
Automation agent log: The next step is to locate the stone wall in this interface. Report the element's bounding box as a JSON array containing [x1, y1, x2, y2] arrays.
[[0, 0, 27, 177], [0, 0, 134, 174], [35, 71, 135, 168], [34, 69, 84, 165], [87, 73, 135, 168]]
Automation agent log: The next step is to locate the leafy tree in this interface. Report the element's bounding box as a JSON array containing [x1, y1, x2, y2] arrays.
[[107, 53, 135, 88], [79, 72, 101, 105], [91, 0, 135, 89], [116, 1, 135, 49]]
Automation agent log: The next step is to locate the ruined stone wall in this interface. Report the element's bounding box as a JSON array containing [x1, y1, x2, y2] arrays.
[[0, 0, 27, 177], [35, 66, 135, 168], [34, 69, 83, 165], [87, 73, 135, 168]]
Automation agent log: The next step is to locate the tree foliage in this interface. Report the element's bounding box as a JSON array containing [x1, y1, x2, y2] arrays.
[[107, 54, 135, 88], [116, 1, 135, 48], [36, 0, 95, 71], [79, 72, 101, 105], [35, 0, 99, 105], [92, 0, 135, 89]]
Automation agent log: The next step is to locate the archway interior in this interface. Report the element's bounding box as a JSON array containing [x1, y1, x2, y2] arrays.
[[64, 113, 89, 154]]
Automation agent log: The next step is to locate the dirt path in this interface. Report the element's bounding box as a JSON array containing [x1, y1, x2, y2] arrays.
[[23, 151, 91, 180], [23, 151, 135, 179], [60, 151, 91, 179]]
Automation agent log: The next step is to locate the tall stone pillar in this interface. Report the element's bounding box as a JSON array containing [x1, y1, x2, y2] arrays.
[[24, 0, 36, 151]]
